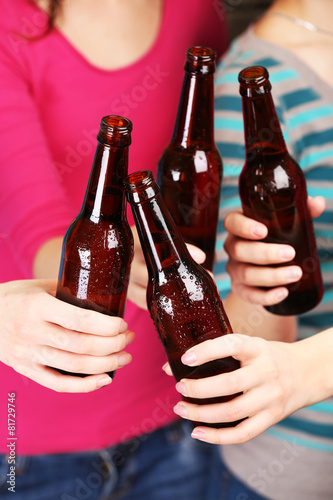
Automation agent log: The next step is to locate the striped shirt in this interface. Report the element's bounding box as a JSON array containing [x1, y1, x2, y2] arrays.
[[214, 27, 333, 500]]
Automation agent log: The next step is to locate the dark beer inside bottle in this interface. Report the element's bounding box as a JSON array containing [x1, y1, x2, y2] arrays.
[[238, 66, 323, 315]]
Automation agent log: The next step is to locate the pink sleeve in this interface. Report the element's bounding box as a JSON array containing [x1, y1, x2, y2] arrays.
[[0, 29, 76, 278]]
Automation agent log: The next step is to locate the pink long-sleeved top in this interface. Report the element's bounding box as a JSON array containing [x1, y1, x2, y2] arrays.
[[0, 0, 227, 455]]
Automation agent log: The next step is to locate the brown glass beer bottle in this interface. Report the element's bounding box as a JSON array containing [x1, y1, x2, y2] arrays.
[[125, 170, 242, 428], [56, 115, 134, 377], [238, 66, 323, 315], [157, 46, 223, 272]]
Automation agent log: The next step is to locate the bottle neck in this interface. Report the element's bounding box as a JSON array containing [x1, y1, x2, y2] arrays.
[[171, 71, 215, 148], [127, 177, 190, 276], [242, 91, 287, 160], [82, 142, 128, 221]]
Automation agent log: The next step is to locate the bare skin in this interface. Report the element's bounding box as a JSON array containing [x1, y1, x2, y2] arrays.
[[0, 279, 134, 392], [36, 0, 163, 70]]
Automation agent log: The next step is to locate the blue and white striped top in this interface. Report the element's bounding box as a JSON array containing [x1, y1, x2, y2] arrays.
[[214, 26, 333, 500]]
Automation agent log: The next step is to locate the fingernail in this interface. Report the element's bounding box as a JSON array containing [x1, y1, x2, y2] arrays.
[[175, 381, 186, 395], [173, 403, 187, 417], [162, 363, 168, 372], [126, 331, 135, 344], [96, 376, 112, 389], [251, 224, 266, 238], [120, 320, 128, 332], [118, 353, 132, 367], [275, 288, 289, 301], [287, 267, 302, 281], [280, 246, 295, 261], [182, 351, 197, 365], [191, 428, 206, 440], [190, 247, 206, 263]]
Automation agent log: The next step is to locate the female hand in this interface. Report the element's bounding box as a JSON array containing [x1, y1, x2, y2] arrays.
[[165, 333, 310, 444], [224, 196, 325, 306], [127, 225, 207, 309], [0, 279, 135, 392]]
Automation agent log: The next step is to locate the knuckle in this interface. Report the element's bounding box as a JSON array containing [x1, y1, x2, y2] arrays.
[[224, 372, 240, 396], [14, 321, 30, 342], [112, 334, 127, 354], [223, 237, 231, 255], [237, 427, 254, 444], [75, 333, 92, 355], [224, 402, 243, 423], [65, 308, 91, 333], [262, 244, 273, 263], [12, 342, 24, 361], [239, 263, 251, 284], [225, 259, 232, 275], [67, 355, 84, 373], [188, 381, 202, 399], [263, 291, 276, 306], [50, 375, 67, 393], [229, 240, 240, 260], [223, 213, 232, 231], [189, 405, 203, 423]]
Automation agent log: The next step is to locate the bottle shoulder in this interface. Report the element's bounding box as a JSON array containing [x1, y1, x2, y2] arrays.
[[64, 216, 133, 248], [158, 147, 222, 178]]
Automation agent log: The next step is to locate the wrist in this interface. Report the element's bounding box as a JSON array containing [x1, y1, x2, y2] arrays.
[[291, 329, 333, 408]]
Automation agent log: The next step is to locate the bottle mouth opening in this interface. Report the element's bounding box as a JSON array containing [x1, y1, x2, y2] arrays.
[[185, 46, 216, 75], [125, 170, 153, 188], [238, 66, 271, 97], [101, 115, 133, 133], [124, 170, 158, 202], [187, 46, 216, 62], [98, 115, 132, 146]]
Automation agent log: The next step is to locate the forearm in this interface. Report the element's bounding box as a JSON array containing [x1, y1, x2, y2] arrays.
[[292, 327, 333, 407], [33, 237, 63, 279], [224, 291, 297, 342]]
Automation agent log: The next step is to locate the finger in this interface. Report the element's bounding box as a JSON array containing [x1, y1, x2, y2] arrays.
[[174, 383, 272, 427], [186, 244, 206, 264], [224, 237, 295, 265], [224, 211, 268, 240], [175, 364, 258, 400], [231, 281, 289, 306], [180, 334, 261, 367], [190, 412, 275, 445], [42, 294, 128, 336], [307, 195, 325, 218], [227, 260, 303, 287], [23, 364, 115, 393], [43, 323, 135, 356], [173, 393, 246, 426], [37, 345, 132, 375], [162, 362, 173, 376]]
